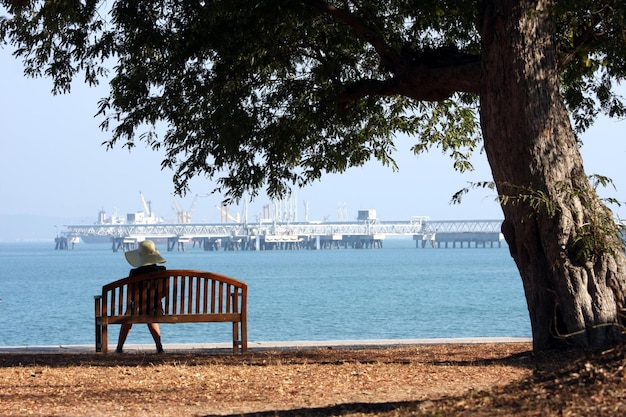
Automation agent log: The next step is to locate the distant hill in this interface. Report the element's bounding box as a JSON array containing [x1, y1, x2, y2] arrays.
[[0, 214, 92, 242]]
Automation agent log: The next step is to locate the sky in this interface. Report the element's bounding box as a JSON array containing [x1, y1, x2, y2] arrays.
[[1, 44, 626, 240]]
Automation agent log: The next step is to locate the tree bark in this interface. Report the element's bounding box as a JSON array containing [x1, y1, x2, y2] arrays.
[[479, 0, 626, 351]]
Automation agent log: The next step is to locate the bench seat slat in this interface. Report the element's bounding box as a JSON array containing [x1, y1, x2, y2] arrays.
[[108, 313, 243, 324]]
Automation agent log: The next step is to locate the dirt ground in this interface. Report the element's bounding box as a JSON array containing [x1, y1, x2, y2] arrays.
[[1, 342, 625, 416]]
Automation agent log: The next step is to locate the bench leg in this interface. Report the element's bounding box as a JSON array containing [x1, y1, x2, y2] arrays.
[[94, 295, 109, 353], [94, 295, 103, 353], [232, 322, 240, 354], [241, 319, 248, 353], [95, 316, 102, 352], [232, 321, 247, 354], [102, 322, 109, 353]]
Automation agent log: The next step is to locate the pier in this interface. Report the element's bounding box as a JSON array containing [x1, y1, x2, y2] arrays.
[[59, 218, 505, 251]]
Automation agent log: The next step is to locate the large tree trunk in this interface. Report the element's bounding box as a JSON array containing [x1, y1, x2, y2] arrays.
[[479, 0, 626, 351]]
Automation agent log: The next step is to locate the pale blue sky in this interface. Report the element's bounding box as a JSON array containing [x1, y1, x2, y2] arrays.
[[1, 45, 625, 232]]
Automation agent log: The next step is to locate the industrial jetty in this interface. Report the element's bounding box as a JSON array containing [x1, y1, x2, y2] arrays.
[[56, 208, 504, 251]]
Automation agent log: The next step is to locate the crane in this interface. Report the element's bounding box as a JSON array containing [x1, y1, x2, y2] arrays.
[[172, 194, 208, 223], [187, 195, 199, 222], [140, 192, 152, 217], [216, 204, 241, 223], [172, 196, 186, 223], [172, 196, 194, 223]]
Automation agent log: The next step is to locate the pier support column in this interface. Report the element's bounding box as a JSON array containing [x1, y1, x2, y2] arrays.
[[54, 237, 68, 250]]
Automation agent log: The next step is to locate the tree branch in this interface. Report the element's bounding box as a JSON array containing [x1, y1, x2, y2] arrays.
[[337, 53, 481, 106], [300, 0, 406, 73], [300, 1, 481, 106], [559, 4, 609, 68]]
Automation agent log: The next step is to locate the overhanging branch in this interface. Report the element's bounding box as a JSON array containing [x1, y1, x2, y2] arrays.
[[300, 1, 481, 105], [337, 57, 481, 106], [301, 0, 406, 73]]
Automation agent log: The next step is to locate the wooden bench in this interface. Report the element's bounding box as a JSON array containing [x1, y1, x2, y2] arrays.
[[94, 269, 247, 353]]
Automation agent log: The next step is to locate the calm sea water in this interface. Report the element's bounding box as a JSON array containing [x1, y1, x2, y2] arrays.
[[0, 239, 531, 347]]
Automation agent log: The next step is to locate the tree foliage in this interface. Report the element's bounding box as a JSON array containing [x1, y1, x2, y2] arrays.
[[0, 0, 624, 201]]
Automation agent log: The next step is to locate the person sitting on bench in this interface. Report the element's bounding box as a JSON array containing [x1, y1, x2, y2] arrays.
[[116, 240, 167, 353]]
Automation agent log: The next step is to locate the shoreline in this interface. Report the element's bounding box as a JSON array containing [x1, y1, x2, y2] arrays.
[[0, 336, 532, 354]]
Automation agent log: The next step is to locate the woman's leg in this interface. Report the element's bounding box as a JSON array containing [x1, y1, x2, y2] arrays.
[[147, 323, 164, 353], [116, 324, 132, 353]]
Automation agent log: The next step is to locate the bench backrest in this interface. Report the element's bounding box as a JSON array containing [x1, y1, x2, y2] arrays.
[[101, 269, 247, 321]]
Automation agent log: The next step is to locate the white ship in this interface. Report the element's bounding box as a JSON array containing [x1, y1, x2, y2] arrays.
[[78, 193, 165, 243]]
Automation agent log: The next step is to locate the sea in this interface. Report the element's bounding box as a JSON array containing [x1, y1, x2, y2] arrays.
[[0, 239, 531, 347]]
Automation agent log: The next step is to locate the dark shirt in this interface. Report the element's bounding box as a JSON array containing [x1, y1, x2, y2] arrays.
[[128, 264, 167, 314], [129, 264, 166, 277]]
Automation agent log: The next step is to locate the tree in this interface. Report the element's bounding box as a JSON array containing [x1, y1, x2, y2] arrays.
[[2, 0, 625, 351]]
